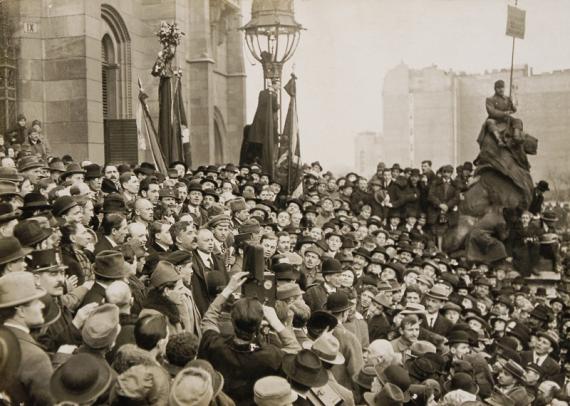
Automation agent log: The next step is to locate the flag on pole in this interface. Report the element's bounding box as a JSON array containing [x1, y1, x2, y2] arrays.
[[136, 79, 167, 174], [276, 74, 302, 195]]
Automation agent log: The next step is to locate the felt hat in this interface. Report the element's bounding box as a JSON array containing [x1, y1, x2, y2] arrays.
[[21, 192, 51, 213], [50, 353, 113, 404], [321, 258, 343, 275], [164, 250, 192, 265], [0, 167, 23, 183], [416, 274, 434, 288], [93, 250, 129, 279], [377, 365, 412, 397], [17, 156, 45, 172], [399, 303, 427, 316], [81, 304, 121, 349], [282, 349, 328, 388], [406, 357, 436, 382], [276, 283, 303, 300], [84, 164, 102, 179], [443, 372, 479, 395], [303, 331, 345, 365], [0, 203, 20, 224], [372, 293, 393, 309], [228, 198, 247, 212], [0, 271, 46, 308], [410, 341, 436, 358], [185, 359, 224, 398], [307, 310, 338, 338], [48, 160, 66, 173], [364, 383, 407, 406], [0, 181, 21, 198], [325, 291, 352, 313], [27, 248, 67, 273], [61, 163, 86, 180], [102, 193, 127, 213], [0, 236, 32, 265], [52, 196, 79, 217], [529, 306, 550, 322], [353, 364, 376, 390], [13, 219, 52, 247], [112, 364, 170, 404], [254, 376, 297, 406], [150, 261, 180, 288]]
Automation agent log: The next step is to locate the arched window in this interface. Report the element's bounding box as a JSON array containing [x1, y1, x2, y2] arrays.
[[101, 4, 132, 119], [101, 34, 116, 119]]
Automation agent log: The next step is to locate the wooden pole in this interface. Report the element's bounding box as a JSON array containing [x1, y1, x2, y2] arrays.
[[508, 0, 518, 98]]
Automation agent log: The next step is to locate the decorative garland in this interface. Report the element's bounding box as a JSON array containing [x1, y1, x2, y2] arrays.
[[151, 21, 185, 78]]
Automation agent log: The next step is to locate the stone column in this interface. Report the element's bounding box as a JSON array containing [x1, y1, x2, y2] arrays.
[[188, 0, 215, 165]]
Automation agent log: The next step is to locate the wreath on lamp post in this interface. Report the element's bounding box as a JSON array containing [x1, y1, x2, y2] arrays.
[[151, 21, 185, 77]]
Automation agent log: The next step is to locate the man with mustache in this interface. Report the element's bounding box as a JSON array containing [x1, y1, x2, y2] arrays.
[[31, 248, 98, 352]]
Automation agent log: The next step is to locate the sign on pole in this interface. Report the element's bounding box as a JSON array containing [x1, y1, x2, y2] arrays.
[[506, 5, 526, 39]]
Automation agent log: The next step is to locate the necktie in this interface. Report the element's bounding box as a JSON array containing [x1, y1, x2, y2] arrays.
[[207, 257, 213, 269]]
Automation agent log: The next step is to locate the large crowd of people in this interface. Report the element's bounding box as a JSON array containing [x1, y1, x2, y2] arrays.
[[1, 114, 570, 406]]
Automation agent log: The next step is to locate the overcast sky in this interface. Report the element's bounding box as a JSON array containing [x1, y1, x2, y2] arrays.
[[241, 0, 570, 172]]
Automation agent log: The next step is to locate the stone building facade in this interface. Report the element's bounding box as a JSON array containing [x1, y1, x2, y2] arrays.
[[1, 0, 246, 165], [382, 63, 570, 180]]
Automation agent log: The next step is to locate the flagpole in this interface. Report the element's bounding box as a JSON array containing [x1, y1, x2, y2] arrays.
[[508, 0, 518, 98]]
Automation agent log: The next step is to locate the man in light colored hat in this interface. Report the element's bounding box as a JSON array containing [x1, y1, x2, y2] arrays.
[[304, 330, 355, 405], [170, 366, 214, 406], [79, 303, 121, 361], [324, 292, 364, 393], [254, 376, 298, 406], [424, 285, 453, 337], [0, 271, 54, 405]]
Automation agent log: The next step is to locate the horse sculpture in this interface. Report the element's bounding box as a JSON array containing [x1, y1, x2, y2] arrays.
[[443, 117, 538, 262]]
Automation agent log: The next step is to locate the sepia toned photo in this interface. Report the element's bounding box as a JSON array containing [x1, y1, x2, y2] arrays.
[[0, 1, 568, 405]]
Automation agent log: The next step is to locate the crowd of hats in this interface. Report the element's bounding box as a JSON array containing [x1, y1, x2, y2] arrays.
[[0, 148, 569, 406]]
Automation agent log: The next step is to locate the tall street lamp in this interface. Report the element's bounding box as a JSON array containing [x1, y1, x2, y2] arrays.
[[241, 0, 303, 131]]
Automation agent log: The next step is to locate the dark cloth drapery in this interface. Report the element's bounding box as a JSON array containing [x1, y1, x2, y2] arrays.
[[158, 75, 185, 165], [240, 89, 278, 175]]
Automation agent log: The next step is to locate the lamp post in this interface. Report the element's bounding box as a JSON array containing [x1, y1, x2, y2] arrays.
[[241, 0, 303, 132]]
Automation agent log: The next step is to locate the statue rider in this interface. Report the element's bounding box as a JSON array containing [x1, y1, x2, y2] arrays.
[[485, 80, 517, 147]]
